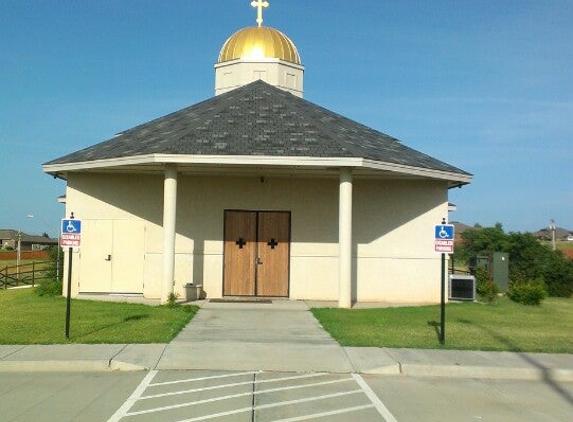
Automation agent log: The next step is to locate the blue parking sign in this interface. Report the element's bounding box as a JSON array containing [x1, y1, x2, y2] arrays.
[[62, 219, 82, 234], [435, 224, 454, 240], [434, 224, 454, 253]]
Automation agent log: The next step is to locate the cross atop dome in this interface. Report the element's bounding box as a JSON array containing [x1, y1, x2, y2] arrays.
[[215, 0, 305, 97], [251, 0, 269, 27]]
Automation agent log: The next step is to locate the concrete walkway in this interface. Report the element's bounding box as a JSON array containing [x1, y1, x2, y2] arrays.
[[1, 300, 572, 381], [159, 300, 353, 372]]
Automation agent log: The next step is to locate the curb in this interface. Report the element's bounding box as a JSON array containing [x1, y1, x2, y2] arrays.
[[395, 364, 573, 382], [1, 360, 571, 381], [0, 360, 148, 373]]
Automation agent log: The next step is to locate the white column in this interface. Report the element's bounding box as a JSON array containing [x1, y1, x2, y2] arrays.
[[161, 164, 178, 304], [338, 167, 353, 308]]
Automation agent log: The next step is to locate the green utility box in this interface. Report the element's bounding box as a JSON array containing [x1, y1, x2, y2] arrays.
[[469, 252, 509, 292]]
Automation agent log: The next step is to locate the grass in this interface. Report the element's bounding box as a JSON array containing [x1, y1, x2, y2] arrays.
[[541, 240, 573, 256], [311, 297, 573, 353], [0, 289, 198, 344]]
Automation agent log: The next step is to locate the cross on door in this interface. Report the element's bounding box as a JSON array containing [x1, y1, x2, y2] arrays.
[[236, 237, 247, 249], [267, 238, 278, 249]]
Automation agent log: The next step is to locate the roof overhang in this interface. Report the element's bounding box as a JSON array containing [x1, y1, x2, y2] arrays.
[[43, 154, 473, 187]]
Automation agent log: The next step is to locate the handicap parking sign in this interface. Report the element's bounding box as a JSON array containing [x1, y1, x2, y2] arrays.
[[434, 224, 454, 253], [62, 219, 81, 234], [61, 219, 82, 247], [435, 224, 454, 240]]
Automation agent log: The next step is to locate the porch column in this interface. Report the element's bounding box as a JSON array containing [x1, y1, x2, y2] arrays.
[[338, 167, 353, 308], [161, 164, 178, 304]]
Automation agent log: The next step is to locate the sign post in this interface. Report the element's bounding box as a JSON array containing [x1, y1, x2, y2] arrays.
[[435, 220, 454, 344], [61, 214, 81, 340]]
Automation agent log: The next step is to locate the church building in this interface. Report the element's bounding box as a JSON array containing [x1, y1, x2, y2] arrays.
[[43, 2, 472, 307]]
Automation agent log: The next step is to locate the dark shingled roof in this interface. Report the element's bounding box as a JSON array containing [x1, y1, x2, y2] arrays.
[[0, 229, 58, 245], [44, 80, 470, 176]]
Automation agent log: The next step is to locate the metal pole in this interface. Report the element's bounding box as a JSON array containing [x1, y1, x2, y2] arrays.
[[550, 219, 556, 251], [16, 230, 21, 280], [65, 247, 72, 339], [440, 252, 446, 344], [56, 242, 61, 280]]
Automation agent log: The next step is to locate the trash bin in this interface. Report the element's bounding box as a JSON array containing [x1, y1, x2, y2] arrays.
[[184, 283, 203, 301]]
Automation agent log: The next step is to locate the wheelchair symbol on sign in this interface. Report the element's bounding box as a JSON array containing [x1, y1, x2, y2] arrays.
[[438, 226, 450, 239], [66, 221, 77, 233]]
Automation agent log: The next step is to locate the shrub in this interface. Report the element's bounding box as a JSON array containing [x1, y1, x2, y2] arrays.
[[45, 246, 63, 282], [166, 292, 180, 308], [36, 279, 62, 297], [475, 267, 499, 303], [508, 279, 547, 306], [543, 251, 573, 297]]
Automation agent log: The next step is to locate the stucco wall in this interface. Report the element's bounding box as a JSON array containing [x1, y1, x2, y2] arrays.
[[63, 172, 448, 303], [215, 60, 304, 97]]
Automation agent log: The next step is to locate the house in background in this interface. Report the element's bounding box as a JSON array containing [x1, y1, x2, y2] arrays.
[[42, 3, 472, 306], [0, 230, 58, 251]]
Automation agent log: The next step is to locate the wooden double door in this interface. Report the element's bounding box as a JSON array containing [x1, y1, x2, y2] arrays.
[[223, 210, 290, 297]]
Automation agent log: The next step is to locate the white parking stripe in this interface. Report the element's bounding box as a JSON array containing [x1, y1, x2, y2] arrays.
[[149, 371, 257, 387], [256, 372, 327, 384], [106, 370, 158, 422], [256, 389, 363, 410], [352, 373, 398, 422], [141, 379, 254, 400], [126, 391, 253, 416], [257, 377, 353, 394], [127, 377, 354, 417], [141, 372, 327, 400], [174, 406, 252, 422], [267, 404, 376, 422], [108, 372, 390, 422]]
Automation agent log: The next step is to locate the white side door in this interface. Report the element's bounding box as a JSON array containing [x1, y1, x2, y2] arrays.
[[111, 221, 144, 293], [79, 220, 112, 293]]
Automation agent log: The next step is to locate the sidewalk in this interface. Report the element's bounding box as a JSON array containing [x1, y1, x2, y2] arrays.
[[1, 300, 572, 381]]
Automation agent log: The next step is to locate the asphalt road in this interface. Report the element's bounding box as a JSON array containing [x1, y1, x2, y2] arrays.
[[1, 371, 571, 422]]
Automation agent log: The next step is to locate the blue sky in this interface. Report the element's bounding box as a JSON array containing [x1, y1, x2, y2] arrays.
[[1, 0, 572, 237]]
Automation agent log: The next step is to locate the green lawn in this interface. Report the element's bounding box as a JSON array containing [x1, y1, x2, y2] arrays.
[[311, 297, 573, 353], [0, 289, 198, 344]]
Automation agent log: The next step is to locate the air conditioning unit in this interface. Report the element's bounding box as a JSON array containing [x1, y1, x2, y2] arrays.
[[449, 275, 476, 301]]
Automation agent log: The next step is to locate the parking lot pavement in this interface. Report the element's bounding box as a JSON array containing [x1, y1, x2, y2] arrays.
[[362, 375, 573, 422], [0, 372, 147, 422], [106, 370, 394, 422], [2, 370, 571, 422]]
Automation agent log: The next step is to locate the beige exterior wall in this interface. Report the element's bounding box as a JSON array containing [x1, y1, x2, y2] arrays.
[[215, 59, 304, 97], [63, 172, 448, 303]]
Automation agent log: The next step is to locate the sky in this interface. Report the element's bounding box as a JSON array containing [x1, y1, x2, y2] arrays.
[[1, 0, 572, 237]]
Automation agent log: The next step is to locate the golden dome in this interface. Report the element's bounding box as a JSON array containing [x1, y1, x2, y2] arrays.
[[218, 26, 301, 65]]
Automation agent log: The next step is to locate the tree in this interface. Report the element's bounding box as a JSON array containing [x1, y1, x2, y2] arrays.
[[456, 223, 508, 262], [456, 225, 573, 297]]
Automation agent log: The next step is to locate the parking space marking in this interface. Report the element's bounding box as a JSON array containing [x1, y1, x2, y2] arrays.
[[149, 371, 257, 387], [140, 372, 327, 400], [126, 375, 354, 417], [256, 389, 363, 409], [353, 373, 398, 422], [141, 379, 255, 400], [108, 371, 397, 422], [175, 407, 253, 422], [267, 404, 376, 422], [256, 377, 353, 394], [126, 391, 253, 417], [106, 370, 158, 422]]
